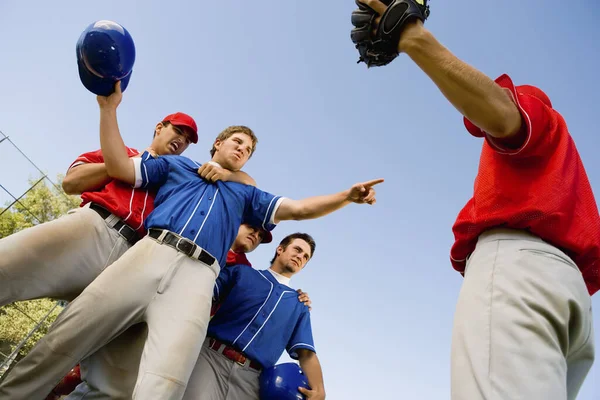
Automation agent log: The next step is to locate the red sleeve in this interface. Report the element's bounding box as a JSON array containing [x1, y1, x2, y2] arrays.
[[68, 147, 139, 170], [68, 149, 104, 170], [464, 74, 559, 159]]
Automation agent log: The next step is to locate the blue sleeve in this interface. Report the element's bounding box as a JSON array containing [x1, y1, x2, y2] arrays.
[[137, 151, 170, 188], [243, 186, 283, 232], [213, 265, 238, 302], [286, 309, 316, 359]]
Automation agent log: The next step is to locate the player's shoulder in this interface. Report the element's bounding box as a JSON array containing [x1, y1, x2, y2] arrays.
[[223, 263, 254, 277], [165, 155, 201, 168], [125, 146, 139, 156]]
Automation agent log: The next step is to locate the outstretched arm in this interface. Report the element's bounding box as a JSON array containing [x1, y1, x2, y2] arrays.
[[274, 178, 383, 224], [96, 81, 136, 185], [359, 1, 523, 140], [297, 350, 326, 399], [398, 21, 523, 139]]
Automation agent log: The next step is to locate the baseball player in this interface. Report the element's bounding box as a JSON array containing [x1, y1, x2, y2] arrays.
[[0, 111, 254, 307], [0, 111, 256, 398], [182, 232, 325, 400], [0, 81, 382, 400], [350, 1, 599, 399], [61, 223, 312, 400], [0, 112, 195, 306]]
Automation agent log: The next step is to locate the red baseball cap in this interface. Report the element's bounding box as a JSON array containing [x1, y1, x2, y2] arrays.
[[162, 112, 198, 144], [260, 228, 273, 244]]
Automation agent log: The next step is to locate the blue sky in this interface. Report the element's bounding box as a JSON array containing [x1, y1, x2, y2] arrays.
[[1, 0, 599, 398]]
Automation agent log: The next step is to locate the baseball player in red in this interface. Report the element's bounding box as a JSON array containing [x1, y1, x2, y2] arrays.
[[0, 112, 256, 399], [0, 112, 253, 307], [351, 1, 598, 399]]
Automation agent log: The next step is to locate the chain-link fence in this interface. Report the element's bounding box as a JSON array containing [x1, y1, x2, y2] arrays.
[[0, 129, 74, 381]]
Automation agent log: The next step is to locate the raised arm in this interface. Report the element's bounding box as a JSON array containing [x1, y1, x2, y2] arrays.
[[62, 163, 111, 194], [355, 0, 523, 140], [96, 81, 136, 185], [274, 178, 383, 224], [398, 20, 523, 139], [297, 350, 326, 400]]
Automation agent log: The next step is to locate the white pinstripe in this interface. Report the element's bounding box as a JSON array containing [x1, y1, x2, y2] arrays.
[[242, 288, 295, 352], [232, 272, 273, 346], [179, 193, 205, 236], [193, 189, 219, 242]]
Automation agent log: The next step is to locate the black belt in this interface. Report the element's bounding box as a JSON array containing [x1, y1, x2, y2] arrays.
[[89, 203, 138, 245], [148, 228, 216, 265]]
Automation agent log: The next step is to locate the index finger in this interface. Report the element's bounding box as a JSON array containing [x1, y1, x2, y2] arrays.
[[358, 0, 388, 15], [362, 178, 384, 187]]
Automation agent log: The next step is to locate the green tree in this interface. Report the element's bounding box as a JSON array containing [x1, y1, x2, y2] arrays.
[[0, 299, 63, 360], [0, 175, 80, 378], [0, 174, 80, 238]]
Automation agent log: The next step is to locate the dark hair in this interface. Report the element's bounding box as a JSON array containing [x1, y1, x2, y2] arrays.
[[153, 121, 172, 138], [270, 233, 316, 265]]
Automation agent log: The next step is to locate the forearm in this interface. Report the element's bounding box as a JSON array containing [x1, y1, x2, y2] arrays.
[[275, 191, 350, 223], [229, 170, 256, 186], [400, 24, 522, 138], [99, 108, 135, 184], [63, 163, 111, 194], [299, 352, 325, 395]]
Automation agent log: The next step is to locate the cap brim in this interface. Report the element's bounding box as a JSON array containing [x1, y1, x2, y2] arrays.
[[172, 124, 198, 144], [261, 230, 272, 244], [77, 57, 131, 96]]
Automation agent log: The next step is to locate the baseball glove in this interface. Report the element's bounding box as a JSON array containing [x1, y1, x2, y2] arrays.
[[351, 0, 430, 67]]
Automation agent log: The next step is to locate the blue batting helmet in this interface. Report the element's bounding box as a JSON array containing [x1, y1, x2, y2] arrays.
[[76, 20, 135, 96], [259, 363, 311, 400]]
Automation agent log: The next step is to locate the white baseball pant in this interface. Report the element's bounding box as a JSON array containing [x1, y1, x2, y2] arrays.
[[0, 204, 131, 305], [451, 229, 595, 400], [0, 234, 219, 400]]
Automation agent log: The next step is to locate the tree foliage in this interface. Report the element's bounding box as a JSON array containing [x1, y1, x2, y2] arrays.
[[0, 175, 79, 375], [0, 175, 80, 238]]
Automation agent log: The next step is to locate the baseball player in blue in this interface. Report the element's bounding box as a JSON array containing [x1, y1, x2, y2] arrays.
[[182, 232, 324, 400], [60, 223, 312, 400], [0, 82, 382, 400]]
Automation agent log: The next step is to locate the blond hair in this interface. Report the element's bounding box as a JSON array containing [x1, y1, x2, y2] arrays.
[[210, 125, 258, 158]]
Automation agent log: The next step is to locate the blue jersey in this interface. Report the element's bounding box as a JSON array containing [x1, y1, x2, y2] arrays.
[[132, 152, 283, 266], [209, 265, 315, 369]]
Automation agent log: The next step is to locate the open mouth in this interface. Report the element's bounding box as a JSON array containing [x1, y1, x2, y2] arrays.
[[169, 142, 180, 153]]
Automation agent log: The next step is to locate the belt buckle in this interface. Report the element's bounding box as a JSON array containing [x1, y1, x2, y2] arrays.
[[117, 224, 136, 242], [235, 356, 248, 368], [175, 237, 194, 257], [117, 223, 128, 236]]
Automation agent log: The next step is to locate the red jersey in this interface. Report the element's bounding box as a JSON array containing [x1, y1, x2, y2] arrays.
[[451, 74, 600, 295], [69, 148, 155, 236]]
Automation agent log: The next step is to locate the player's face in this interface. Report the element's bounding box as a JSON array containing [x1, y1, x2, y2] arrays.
[[276, 239, 312, 275], [232, 224, 264, 253], [212, 133, 253, 171], [153, 123, 193, 156]]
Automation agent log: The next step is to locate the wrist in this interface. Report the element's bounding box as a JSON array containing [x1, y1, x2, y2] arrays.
[[397, 19, 426, 53], [99, 106, 118, 115], [343, 188, 353, 202]]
